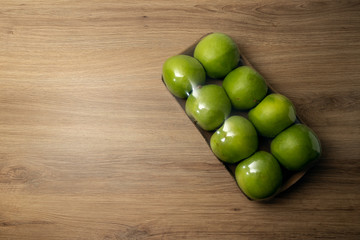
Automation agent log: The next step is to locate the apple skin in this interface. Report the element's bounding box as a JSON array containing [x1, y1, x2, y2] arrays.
[[248, 93, 296, 138], [185, 84, 232, 131], [235, 151, 283, 200], [223, 66, 268, 110], [162, 55, 206, 98], [194, 33, 240, 79], [271, 124, 321, 171], [210, 116, 258, 163]]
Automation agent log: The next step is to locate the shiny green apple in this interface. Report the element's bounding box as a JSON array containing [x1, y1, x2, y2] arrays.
[[248, 93, 296, 138], [194, 33, 240, 79], [223, 66, 268, 110], [162, 55, 206, 98], [271, 124, 321, 171], [210, 116, 258, 163], [185, 84, 231, 131], [235, 151, 283, 200]]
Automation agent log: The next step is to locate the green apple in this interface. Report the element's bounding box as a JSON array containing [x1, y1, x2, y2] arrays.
[[210, 116, 258, 163], [248, 93, 296, 138], [162, 55, 206, 98], [194, 33, 240, 79], [271, 124, 321, 171], [235, 151, 283, 200], [223, 66, 268, 110], [185, 84, 231, 131]]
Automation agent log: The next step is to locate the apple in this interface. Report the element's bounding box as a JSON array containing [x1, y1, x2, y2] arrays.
[[235, 151, 283, 200], [271, 124, 321, 171], [210, 115, 258, 163], [248, 93, 296, 138], [162, 55, 206, 98], [194, 33, 240, 79], [185, 84, 231, 131], [223, 66, 268, 110]]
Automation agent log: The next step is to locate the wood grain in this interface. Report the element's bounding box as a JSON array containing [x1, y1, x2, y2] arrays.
[[1, 0, 359, 239]]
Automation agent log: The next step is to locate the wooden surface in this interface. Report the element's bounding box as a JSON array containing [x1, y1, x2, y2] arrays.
[[1, 1, 359, 239]]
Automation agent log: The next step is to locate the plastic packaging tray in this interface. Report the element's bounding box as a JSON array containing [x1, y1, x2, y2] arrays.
[[162, 34, 319, 201]]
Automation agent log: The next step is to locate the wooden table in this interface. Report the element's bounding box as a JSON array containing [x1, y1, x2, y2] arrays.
[[1, 1, 359, 239]]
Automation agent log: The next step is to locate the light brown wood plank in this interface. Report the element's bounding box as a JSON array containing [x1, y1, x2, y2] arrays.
[[1, 0, 359, 239]]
